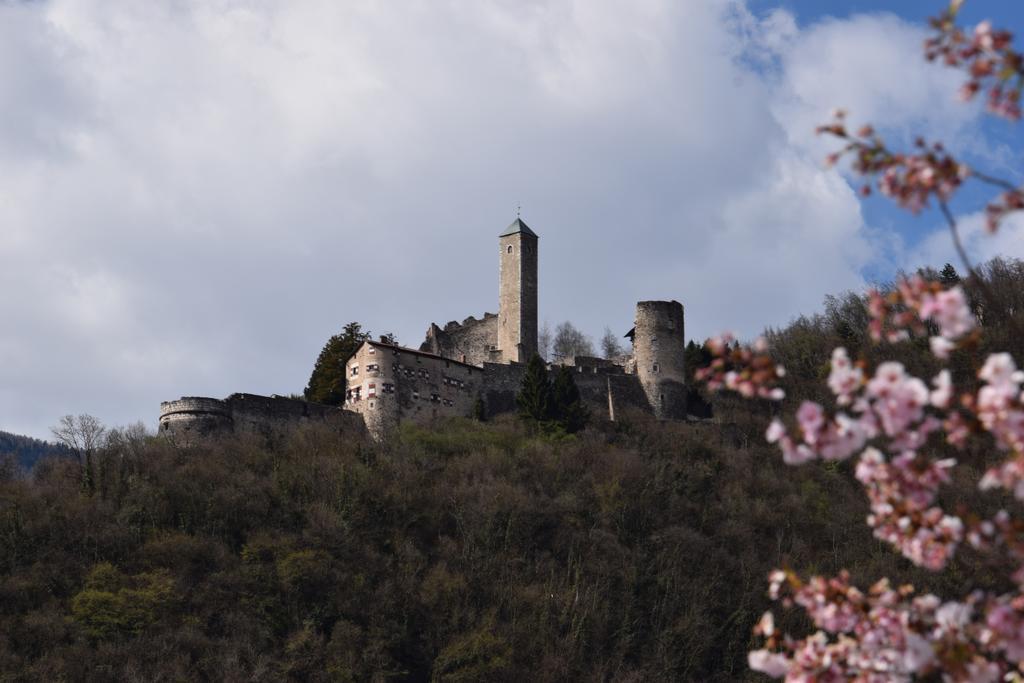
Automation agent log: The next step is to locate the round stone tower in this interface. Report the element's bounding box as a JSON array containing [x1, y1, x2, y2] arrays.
[[632, 300, 686, 420], [158, 397, 232, 443]]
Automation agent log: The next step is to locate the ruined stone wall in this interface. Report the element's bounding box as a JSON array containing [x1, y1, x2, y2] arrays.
[[633, 300, 687, 420], [420, 313, 500, 367], [346, 341, 483, 438], [225, 394, 363, 438]]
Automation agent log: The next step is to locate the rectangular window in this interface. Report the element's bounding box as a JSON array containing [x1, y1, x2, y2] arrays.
[[368, 347, 376, 355], [383, 383, 395, 394], [413, 391, 419, 400], [368, 383, 376, 396], [366, 364, 379, 372], [653, 363, 660, 373], [350, 365, 359, 376]]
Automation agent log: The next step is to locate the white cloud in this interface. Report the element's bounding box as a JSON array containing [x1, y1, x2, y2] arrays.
[[0, 1, 990, 437], [770, 12, 977, 154], [907, 211, 1024, 274]]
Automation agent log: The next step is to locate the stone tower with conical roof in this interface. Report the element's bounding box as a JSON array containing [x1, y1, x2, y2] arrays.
[[497, 218, 538, 363]]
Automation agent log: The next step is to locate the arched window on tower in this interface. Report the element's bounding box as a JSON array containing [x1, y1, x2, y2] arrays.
[[506, 245, 513, 254]]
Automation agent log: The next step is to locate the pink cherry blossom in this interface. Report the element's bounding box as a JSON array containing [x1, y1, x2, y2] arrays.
[[930, 370, 953, 409], [828, 347, 864, 405], [919, 287, 975, 339]]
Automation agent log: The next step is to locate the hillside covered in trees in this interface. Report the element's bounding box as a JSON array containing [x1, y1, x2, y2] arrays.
[[1, 258, 1022, 681], [0, 431, 67, 472]]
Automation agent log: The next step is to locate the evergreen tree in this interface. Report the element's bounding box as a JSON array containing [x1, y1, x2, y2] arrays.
[[683, 340, 712, 383], [516, 354, 553, 422], [551, 366, 589, 433], [940, 262, 961, 286], [304, 322, 370, 405]]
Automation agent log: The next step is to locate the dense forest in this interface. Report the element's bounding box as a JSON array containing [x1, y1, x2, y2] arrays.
[[0, 431, 67, 472], [1, 259, 1022, 681]]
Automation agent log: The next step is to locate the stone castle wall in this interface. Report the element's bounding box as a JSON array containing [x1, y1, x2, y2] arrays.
[[420, 313, 500, 367], [475, 360, 652, 421], [159, 393, 365, 445]]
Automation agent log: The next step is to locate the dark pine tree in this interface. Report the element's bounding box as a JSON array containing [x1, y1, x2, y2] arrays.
[[551, 366, 589, 434], [516, 354, 553, 422], [304, 322, 371, 406], [940, 262, 961, 286]]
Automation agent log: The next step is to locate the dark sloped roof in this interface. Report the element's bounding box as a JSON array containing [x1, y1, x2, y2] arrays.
[[362, 340, 481, 370], [499, 218, 538, 238]]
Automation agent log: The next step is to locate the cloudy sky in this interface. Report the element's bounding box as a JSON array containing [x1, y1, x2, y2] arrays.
[[2, 0, 1023, 438]]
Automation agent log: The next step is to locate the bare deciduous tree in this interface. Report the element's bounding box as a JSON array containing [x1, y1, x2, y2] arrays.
[[600, 326, 624, 359], [51, 414, 106, 493], [51, 414, 106, 462], [551, 321, 594, 363], [538, 320, 552, 360]]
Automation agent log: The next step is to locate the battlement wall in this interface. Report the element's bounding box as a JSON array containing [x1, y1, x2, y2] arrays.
[[421, 312, 500, 367], [564, 355, 626, 374], [160, 397, 231, 419]]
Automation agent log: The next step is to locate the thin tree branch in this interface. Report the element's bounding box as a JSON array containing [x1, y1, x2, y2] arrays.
[[939, 200, 977, 279], [939, 199, 1024, 339], [970, 169, 1020, 193]]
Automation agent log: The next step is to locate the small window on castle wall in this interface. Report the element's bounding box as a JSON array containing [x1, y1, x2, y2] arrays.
[[653, 363, 659, 373], [350, 366, 359, 376], [506, 245, 513, 254]]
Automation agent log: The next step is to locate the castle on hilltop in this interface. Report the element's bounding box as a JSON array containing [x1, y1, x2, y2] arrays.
[[160, 218, 688, 442]]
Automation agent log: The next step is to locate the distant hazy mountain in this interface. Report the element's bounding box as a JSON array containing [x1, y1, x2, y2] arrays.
[[0, 431, 69, 471]]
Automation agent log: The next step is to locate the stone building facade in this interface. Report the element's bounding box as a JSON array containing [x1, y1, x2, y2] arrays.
[[342, 341, 485, 440], [160, 217, 691, 441]]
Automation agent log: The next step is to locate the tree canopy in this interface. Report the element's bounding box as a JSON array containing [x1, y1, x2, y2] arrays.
[[304, 322, 370, 406]]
